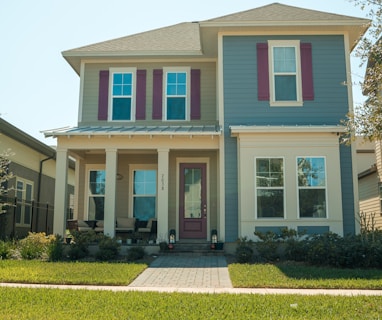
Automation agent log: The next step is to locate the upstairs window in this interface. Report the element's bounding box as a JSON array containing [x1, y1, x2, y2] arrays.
[[164, 67, 190, 120], [109, 68, 136, 121], [269, 40, 302, 106]]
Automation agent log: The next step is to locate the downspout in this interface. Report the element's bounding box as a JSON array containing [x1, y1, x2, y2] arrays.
[[35, 156, 54, 232]]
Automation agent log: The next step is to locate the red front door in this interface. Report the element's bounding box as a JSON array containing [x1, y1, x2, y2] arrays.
[[179, 163, 207, 239]]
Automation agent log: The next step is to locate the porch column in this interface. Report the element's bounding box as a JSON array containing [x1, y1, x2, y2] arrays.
[[53, 148, 68, 236], [157, 148, 169, 242], [104, 148, 117, 237]]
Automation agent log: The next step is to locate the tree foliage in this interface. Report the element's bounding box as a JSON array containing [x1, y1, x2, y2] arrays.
[[345, 0, 382, 141], [0, 148, 14, 213]]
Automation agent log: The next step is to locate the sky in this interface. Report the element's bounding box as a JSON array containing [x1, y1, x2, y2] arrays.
[[0, 0, 371, 146]]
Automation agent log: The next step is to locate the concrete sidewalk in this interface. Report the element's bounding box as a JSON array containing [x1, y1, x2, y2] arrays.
[[1, 255, 382, 296]]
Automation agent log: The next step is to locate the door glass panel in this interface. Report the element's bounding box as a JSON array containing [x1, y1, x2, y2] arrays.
[[184, 168, 201, 219]]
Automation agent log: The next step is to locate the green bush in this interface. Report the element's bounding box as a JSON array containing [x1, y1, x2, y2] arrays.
[[18, 232, 55, 260], [235, 237, 254, 263], [47, 235, 64, 261], [95, 236, 120, 261], [67, 231, 91, 261], [0, 239, 12, 259], [127, 246, 145, 261]]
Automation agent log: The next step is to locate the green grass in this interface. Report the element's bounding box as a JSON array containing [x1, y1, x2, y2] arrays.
[[0, 260, 147, 285], [229, 262, 382, 289], [1, 288, 382, 320]]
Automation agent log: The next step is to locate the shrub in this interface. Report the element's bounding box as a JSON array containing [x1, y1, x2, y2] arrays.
[[127, 246, 145, 261], [0, 239, 12, 259], [95, 236, 120, 261], [254, 231, 282, 262], [235, 237, 254, 263], [47, 234, 64, 261], [18, 232, 55, 260], [67, 231, 91, 261]]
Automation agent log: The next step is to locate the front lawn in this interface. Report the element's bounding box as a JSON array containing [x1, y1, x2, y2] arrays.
[[229, 262, 382, 289], [0, 260, 147, 285], [1, 288, 382, 320]]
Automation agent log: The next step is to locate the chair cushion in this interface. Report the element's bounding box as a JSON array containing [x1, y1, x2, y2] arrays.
[[96, 220, 104, 227], [117, 218, 135, 228], [77, 220, 89, 227]]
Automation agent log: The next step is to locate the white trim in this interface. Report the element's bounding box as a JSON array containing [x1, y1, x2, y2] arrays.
[[268, 40, 302, 107], [231, 125, 346, 135], [176, 157, 210, 241], [163, 66, 191, 121], [108, 67, 137, 122], [78, 62, 85, 123], [128, 164, 158, 220]]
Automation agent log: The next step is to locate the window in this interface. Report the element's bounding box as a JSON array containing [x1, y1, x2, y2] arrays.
[[132, 169, 157, 221], [110, 68, 136, 121], [268, 40, 302, 106], [164, 67, 190, 120], [87, 168, 105, 220], [297, 157, 327, 218], [15, 178, 33, 226], [255, 158, 284, 218]]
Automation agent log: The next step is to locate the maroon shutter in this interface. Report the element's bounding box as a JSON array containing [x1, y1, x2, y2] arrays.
[[257, 43, 270, 101], [300, 43, 314, 100], [136, 70, 146, 120], [98, 70, 109, 120], [152, 69, 163, 120], [191, 69, 201, 120]]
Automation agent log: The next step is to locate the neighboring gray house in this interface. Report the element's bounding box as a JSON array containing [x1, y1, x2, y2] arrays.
[[44, 3, 368, 245], [0, 118, 75, 238]]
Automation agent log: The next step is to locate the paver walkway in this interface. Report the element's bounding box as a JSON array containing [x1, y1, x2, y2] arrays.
[[129, 255, 232, 289]]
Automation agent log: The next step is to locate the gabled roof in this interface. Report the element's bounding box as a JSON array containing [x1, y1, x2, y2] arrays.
[[0, 118, 56, 158], [203, 2, 368, 25], [62, 3, 369, 73]]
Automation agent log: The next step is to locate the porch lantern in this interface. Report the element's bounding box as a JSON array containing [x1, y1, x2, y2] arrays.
[[211, 229, 218, 243], [169, 229, 176, 244]]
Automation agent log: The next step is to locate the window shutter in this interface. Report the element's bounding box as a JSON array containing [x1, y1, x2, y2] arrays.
[[300, 43, 314, 100], [136, 70, 146, 120], [152, 69, 163, 120], [191, 69, 201, 120], [98, 70, 109, 120], [256, 43, 270, 101]]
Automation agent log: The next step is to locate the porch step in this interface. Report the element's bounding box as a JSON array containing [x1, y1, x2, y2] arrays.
[[159, 241, 225, 256]]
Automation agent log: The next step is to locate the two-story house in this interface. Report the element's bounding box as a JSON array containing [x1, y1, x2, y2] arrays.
[[44, 3, 368, 244]]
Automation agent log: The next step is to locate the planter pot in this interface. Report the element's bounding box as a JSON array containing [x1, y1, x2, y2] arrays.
[[215, 242, 224, 250]]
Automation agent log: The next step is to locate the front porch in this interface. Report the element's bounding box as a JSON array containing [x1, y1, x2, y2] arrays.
[[48, 126, 224, 243]]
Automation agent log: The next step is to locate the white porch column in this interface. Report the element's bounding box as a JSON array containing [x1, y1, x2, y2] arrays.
[[157, 148, 169, 242], [104, 148, 117, 237], [53, 148, 68, 236]]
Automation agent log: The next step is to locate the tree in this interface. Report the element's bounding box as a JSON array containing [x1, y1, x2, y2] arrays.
[[345, 0, 382, 141], [0, 149, 14, 214]]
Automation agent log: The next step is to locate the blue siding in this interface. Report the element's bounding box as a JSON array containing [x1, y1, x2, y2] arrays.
[[297, 226, 330, 235], [340, 144, 356, 234], [223, 34, 355, 238]]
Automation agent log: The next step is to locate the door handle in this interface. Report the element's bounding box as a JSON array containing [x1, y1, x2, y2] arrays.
[[203, 204, 207, 218]]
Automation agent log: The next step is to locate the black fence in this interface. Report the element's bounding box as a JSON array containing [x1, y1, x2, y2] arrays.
[[0, 197, 56, 239]]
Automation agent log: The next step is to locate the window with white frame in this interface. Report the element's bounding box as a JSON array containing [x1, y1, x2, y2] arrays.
[[297, 157, 327, 218], [110, 68, 136, 121], [15, 178, 33, 226], [255, 158, 284, 218], [269, 40, 302, 106], [87, 168, 105, 220], [164, 67, 190, 120], [131, 168, 157, 221]]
